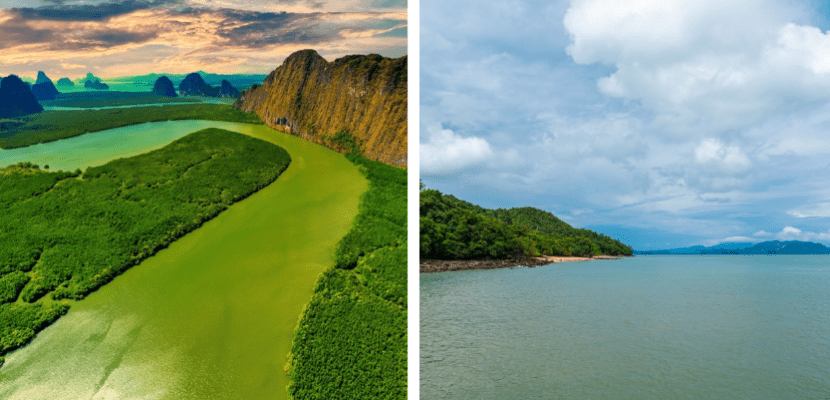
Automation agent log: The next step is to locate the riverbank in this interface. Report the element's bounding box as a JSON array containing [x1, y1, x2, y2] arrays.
[[420, 255, 628, 273]]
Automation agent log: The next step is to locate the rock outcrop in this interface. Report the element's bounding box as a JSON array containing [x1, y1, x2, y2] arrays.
[[179, 73, 219, 96], [234, 49, 407, 166], [56, 78, 74, 87], [220, 80, 240, 98], [31, 81, 59, 100], [84, 79, 109, 90], [152, 76, 178, 97], [36, 71, 52, 85], [0, 75, 44, 118]]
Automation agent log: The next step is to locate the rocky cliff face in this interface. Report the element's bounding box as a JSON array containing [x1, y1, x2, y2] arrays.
[[152, 76, 178, 97], [234, 49, 407, 166], [0, 75, 43, 118]]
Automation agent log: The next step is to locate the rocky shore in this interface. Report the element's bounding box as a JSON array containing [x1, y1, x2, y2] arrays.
[[420, 255, 627, 273]]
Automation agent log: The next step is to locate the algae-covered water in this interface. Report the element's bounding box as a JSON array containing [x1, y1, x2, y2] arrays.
[[0, 122, 367, 399], [421, 255, 830, 399]]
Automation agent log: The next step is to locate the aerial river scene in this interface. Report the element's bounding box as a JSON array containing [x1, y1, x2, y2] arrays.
[[0, 0, 408, 399], [0, 121, 366, 398]]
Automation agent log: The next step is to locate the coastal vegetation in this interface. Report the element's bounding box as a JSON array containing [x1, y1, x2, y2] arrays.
[[420, 188, 632, 259], [0, 129, 290, 360], [288, 154, 406, 400], [0, 104, 262, 149]]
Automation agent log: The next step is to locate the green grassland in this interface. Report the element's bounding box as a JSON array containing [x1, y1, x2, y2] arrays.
[[287, 154, 406, 400], [420, 188, 632, 259], [0, 104, 262, 149], [40, 92, 199, 108], [0, 128, 290, 359]]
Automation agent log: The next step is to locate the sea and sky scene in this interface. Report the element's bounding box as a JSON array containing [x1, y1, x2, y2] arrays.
[[420, 1, 830, 399], [0, 0, 407, 399], [421, 0, 830, 251]]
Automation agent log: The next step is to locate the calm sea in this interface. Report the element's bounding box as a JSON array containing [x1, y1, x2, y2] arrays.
[[420, 255, 830, 399]]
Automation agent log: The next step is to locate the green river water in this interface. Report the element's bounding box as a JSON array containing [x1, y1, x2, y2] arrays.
[[0, 121, 368, 399]]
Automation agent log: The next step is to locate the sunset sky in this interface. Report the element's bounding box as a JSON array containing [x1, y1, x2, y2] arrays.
[[0, 0, 406, 79], [421, 0, 830, 250]]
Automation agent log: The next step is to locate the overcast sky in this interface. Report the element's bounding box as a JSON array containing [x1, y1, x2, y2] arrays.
[[420, 0, 830, 250], [0, 0, 406, 78]]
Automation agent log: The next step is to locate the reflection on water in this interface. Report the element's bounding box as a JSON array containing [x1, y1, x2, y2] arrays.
[[421, 255, 830, 399]]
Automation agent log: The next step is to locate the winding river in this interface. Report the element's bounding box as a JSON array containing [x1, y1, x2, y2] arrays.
[[0, 121, 367, 399]]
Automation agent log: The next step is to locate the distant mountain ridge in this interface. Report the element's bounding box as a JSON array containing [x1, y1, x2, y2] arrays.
[[635, 240, 830, 255], [120, 72, 266, 89]]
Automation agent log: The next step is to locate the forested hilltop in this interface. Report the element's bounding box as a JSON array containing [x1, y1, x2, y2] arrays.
[[420, 188, 632, 260]]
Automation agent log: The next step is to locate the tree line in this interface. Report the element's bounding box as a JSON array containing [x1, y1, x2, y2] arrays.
[[420, 188, 632, 260]]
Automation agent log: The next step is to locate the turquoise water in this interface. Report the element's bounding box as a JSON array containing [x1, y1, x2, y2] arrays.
[[0, 120, 251, 171], [421, 255, 830, 399]]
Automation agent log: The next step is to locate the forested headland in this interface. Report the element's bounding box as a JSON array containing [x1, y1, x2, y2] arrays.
[[287, 154, 406, 400], [0, 104, 262, 149], [420, 188, 632, 260], [0, 129, 291, 365]]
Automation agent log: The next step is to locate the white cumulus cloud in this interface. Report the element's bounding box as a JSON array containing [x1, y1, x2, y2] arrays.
[[694, 138, 751, 172], [421, 124, 494, 175], [564, 0, 830, 134]]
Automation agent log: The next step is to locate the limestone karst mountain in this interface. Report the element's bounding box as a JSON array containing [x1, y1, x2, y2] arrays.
[[234, 49, 407, 166], [31, 80, 59, 100], [84, 79, 109, 90], [0, 75, 44, 117], [36, 71, 53, 85], [179, 73, 220, 97], [220, 80, 240, 98], [152, 76, 178, 97], [56, 78, 74, 87]]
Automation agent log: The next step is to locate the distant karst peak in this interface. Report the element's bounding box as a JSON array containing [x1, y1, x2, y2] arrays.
[[152, 76, 178, 97], [0, 74, 44, 118]]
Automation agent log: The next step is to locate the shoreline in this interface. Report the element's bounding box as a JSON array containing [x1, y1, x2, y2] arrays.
[[420, 255, 629, 273]]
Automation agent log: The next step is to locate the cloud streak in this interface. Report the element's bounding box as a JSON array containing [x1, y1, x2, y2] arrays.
[[0, 1, 406, 77]]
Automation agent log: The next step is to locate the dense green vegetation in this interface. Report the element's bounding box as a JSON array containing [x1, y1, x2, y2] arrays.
[[41, 92, 199, 108], [0, 104, 262, 149], [288, 154, 406, 400], [0, 129, 290, 360], [420, 188, 632, 259], [322, 129, 364, 155]]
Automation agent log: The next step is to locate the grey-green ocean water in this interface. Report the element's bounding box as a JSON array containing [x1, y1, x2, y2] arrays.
[[420, 255, 830, 399]]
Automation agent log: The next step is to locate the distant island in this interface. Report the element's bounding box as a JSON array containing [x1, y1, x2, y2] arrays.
[[635, 240, 830, 255], [420, 188, 632, 272]]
